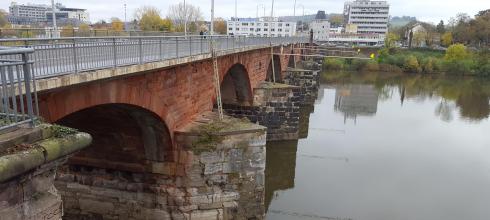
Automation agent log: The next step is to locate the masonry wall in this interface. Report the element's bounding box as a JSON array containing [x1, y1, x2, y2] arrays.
[[38, 47, 292, 137], [223, 82, 301, 141], [55, 120, 267, 220], [283, 69, 320, 106]]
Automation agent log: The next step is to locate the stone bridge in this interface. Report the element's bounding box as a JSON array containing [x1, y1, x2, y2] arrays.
[[0, 36, 322, 220]]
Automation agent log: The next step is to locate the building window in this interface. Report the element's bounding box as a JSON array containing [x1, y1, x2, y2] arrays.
[[286, 23, 290, 27]]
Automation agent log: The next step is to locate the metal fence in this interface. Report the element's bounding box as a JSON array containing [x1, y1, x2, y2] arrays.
[[0, 28, 189, 39], [0, 35, 307, 79], [0, 46, 38, 132]]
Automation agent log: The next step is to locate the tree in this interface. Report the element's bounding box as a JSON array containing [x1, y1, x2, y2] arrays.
[[167, 2, 204, 32], [384, 32, 400, 49], [134, 6, 171, 31], [441, 32, 453, 47], [445, 44, 469, 61], [0, 9, 8, 28], [111, 17, 124, 31], [61, 25, 75, 37], [78, 23, 91, 37], [213, 17, 227, 34], [436, 20, 445, 34], [329, 14, 344, 27]]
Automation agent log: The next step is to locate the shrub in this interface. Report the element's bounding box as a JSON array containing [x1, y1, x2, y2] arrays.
[[421, 57, 437, 73], [445, 44, 470, 61], [363, 60, 380, 72], [323, 58, 344, 70], [443, 60, 474, 75], [349, 59, 368, 71], [403, 55, 421, 73]]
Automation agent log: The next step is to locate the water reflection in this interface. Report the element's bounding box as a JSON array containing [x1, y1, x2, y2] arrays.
[[334, 84, 379, 123], [265, 72, 490, 220], [265, 141, 298, 212], [324, 72, 490, 122]]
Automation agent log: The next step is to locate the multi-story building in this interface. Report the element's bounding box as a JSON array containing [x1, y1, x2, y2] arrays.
[[8, 2, 89, 25], [309, 11, 330, 42], [9, 2, 49, 22], [226, 17, 296, 37], [343, 0, 389, 36]]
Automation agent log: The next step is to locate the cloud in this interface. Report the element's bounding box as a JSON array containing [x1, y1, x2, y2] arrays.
[[1, 0, 489, 23]]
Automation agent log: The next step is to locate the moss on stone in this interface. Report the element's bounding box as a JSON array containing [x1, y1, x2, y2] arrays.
[[191, 117, 251, 154], [50, 124, 78, 138]]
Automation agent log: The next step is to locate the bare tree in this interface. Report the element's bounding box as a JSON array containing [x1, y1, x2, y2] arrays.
[[167, 3, 204, 32]]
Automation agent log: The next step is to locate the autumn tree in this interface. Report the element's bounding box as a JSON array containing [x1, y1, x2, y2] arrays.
[[445, 44, 469, 61], [167, 3, 203, 32], [0, 9, 8, 28], [78, 23, 91, 36], [384, 32, 400, 49], [436, 20, 445, 34], [134, 6, 172, 31], [329, 14, 344, 27], [213, 17, 227, 34], [111, 17, 124, 31], [441, 32, 453, 47]]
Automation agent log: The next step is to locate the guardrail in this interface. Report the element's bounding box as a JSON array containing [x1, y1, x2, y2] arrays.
[[0, 35, 307, 79], [0, 28, 191, 38], [0, 46, 38, 133]]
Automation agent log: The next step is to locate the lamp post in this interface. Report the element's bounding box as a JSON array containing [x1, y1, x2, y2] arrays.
[[184, 0, 187, 37], [293, 0, 297, 17], [211, 0, 214, 35], [51, 0, 57, 38]]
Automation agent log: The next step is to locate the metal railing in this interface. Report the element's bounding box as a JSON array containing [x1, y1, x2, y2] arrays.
[[0, 28, 189, 39], [0, 46, 38, 132], [0, 35, 307, 79]]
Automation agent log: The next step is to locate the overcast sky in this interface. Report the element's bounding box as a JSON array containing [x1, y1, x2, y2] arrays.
[[2, 0, 489, 24]]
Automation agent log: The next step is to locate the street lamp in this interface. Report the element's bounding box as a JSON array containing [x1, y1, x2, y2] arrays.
[[256, 4, 265, 19], [296, 4, 305, 33], [51, 0, 57, 38], [293, 0, 297, 17], [184, 0, 187, 37], [211, 0, 214, 35]]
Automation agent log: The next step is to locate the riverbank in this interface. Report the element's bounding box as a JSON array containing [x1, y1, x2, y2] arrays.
[[323, 45, 490, 76]]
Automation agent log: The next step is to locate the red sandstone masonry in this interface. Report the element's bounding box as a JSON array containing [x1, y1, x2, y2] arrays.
[[38, 46, 300, 147]]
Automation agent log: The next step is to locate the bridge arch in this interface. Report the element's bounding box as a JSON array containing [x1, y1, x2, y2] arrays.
[[56, 103, 172, 172], [266, 55, 282, 82], [220, 63, 253, 106]]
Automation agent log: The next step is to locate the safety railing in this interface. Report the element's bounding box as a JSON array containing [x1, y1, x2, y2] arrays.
[[0, 35, 307, 79], [0, 46, 38, 133]]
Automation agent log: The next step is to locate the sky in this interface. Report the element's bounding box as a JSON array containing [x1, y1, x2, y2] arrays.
[[1, 0, 489, 24]]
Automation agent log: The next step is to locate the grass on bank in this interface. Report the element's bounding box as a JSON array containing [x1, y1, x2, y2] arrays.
[[323, 44, 490, 76]]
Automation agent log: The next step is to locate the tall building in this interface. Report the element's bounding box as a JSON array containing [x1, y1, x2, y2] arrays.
[[226, 17, 297, 37], [343, 0, 390, 36], [309, 11, 330, 42], [8, 2, 89, 25], [9, 2, 49, 23]]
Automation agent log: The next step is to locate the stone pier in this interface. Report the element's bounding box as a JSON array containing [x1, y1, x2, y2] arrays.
[[283, 68, 321, 106], [223, 82, 301, 141], [0, 124, 92, 220], [55, 113, 266, 220]]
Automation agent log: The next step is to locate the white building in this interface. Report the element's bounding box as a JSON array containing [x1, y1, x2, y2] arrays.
[[8, 2, 89, 24], [309, 11, 330, 42], [227, 17, 297, 37], [343, 0, 389, 36], [9, 2, 49, 22], [328, 33, 384, 46], [310, 20, 330, 42]]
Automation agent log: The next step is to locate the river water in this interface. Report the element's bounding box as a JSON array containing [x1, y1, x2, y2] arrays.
[[265, 72, 490, 220]]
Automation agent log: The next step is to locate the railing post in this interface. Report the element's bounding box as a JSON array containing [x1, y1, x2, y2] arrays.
[[113, 38, 117, 68], [139, 38, 143, 64], [73, 39, 78, 73], [189, 36, 192, 56], [21, 53, 35, 127], [200, 36, 203, 54], [159, 37, 163, 60], [176, 37, 179, 58]]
